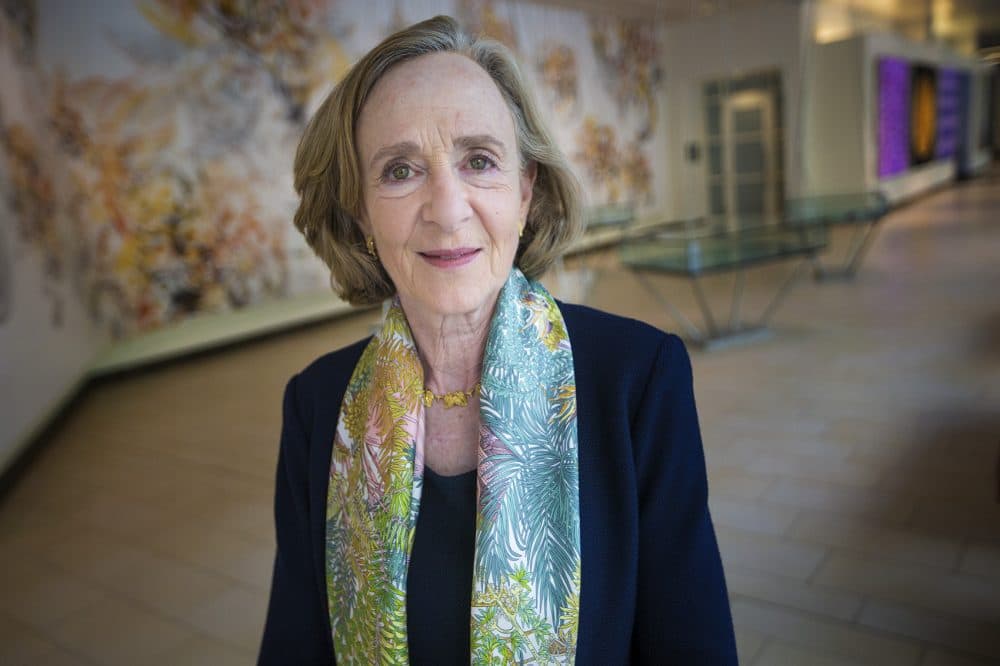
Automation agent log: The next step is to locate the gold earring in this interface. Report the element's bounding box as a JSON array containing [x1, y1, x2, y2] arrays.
[[366, 236, 377, 257], [518, 224, 525, 238]]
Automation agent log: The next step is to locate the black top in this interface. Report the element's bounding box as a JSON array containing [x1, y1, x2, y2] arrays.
[[406, 466, 477, 664], [259, 302, 738, 665]]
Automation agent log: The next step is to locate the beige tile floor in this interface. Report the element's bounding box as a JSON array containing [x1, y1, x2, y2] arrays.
[[2, 172, 999, 665]]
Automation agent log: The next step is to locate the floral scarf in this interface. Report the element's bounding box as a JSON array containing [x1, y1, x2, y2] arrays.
[[326, 268, 581, 664]]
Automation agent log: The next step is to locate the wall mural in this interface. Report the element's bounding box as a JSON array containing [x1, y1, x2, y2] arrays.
[[0, 122, 63, 326], [0, 0, 667, 340], [537, 43, 577, 112], [0, 1, 34, 65], [0, 0, 66, 328], [590, 19, 662, 142], [584, 18, 660, 203], [458, 0, 518, 50], [57, 0, 363, 338], [574, 117, 652, 205]]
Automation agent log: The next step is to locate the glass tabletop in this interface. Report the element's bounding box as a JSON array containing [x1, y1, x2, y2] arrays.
[[784, 191, 889, 225], [620, 222, 827, 275]]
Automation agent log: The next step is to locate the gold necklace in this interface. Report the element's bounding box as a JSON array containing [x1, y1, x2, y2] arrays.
[[422, 382, 481, 408]]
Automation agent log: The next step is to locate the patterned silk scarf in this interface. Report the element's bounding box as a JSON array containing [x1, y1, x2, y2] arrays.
[[326, 268, 581, 664]]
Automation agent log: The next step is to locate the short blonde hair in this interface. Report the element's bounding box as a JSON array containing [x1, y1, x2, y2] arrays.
[[293, 14, 582, 305]]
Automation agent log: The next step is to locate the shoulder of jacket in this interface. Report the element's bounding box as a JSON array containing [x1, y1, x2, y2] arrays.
[[557, 300, 678, 363]]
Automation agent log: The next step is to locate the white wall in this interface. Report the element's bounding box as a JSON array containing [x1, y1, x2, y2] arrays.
[[966, 66, 993, 176], [0, 222, 101, 475], [995, 69, 1000, 155], [661, 1, 806, 219], [802, 31, 986, 203], [802, 36, 867, 194]]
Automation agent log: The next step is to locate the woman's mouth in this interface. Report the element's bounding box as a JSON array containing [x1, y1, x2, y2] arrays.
[[419, 248, 480, 269]]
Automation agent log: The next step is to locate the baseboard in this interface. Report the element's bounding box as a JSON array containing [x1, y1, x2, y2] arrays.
[[0, 291, 364, 496], [88, 291, 355, 377]]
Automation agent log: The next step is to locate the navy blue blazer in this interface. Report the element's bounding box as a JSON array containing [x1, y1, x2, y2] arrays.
[[259, 302, 738, 664]]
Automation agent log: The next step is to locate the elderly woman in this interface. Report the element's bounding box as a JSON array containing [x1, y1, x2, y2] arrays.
[[259, 15, 736, 666]]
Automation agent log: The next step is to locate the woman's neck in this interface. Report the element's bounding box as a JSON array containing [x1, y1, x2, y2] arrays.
[[399, 298, 494, 394]]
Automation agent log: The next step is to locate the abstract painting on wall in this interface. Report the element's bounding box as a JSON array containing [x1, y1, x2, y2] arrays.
[[909, 64, 938, 166], [878, 58, 972, 179], [877, 56, 909, 178]]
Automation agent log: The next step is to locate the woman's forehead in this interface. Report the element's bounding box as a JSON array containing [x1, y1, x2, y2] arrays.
[[357, 52, 516, 155]]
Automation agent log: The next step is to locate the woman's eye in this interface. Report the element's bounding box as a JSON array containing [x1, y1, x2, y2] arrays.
[[469, 155, 493, 171], [388, 164, 411, 181]]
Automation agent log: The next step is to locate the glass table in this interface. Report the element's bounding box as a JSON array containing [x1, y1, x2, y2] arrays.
[[785, 192, 889, 280], [620, 219, 827, 350]]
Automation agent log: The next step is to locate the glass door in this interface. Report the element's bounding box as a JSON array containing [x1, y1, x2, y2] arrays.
[[723, 90, 778, 230]]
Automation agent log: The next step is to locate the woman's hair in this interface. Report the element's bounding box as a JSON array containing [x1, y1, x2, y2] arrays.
[[293, 14, 582, 305]]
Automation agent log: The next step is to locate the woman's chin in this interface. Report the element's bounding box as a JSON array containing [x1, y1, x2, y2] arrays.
[[402, 285, 504, 322]]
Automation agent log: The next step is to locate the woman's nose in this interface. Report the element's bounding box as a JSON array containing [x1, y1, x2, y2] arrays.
[[423, 166, 473, 231]]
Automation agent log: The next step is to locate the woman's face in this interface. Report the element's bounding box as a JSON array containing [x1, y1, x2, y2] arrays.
[[356, 52, 534, 322]]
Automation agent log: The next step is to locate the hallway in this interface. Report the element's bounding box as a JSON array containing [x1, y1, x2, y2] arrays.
[[1, 174, 999, 664]]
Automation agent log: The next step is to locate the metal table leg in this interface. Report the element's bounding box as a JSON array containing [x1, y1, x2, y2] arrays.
[[845, 220, 881, 275], [759, 256, 810, 326], [814, 220, 881, 281], [690, 276, 719, 337], [629, 255, 811, 351], [629, 269, 706, 344], [728, 269, 746, 332]]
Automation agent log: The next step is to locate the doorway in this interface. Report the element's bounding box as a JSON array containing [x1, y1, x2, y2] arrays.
[[704, 69, 785, 230]]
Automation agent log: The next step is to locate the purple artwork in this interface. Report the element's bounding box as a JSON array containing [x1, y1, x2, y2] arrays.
[[935, 67, 962, 159], [877, 57, 909, 178]]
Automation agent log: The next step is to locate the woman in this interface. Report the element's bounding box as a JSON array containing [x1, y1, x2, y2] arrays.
[[259, 15, 736, 665]]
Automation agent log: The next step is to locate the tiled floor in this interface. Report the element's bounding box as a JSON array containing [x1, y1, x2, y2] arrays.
[[2, 172, 999, 664]]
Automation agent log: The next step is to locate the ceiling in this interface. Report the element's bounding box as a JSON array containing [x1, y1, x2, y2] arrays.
[[537, 0, 1000, 57], [534, 0, 788, 22]]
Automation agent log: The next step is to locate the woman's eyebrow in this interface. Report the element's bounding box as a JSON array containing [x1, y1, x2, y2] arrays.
[[369, 141, 421, 170], [453, 134, 507, 158], [368, 134, 508, 170]]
